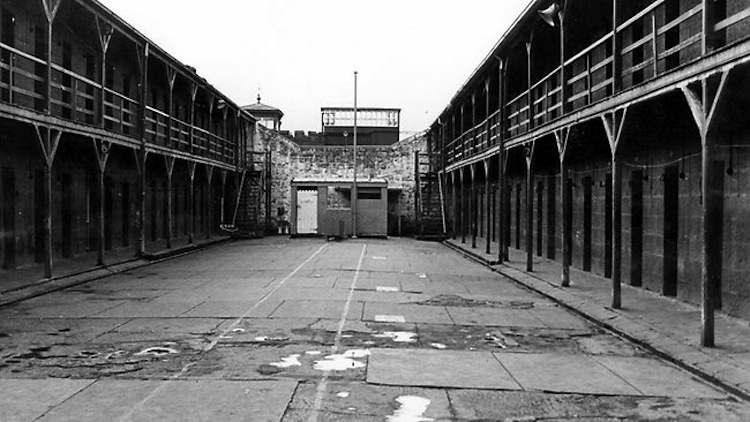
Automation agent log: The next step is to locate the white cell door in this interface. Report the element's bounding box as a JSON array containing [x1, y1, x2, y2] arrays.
[[296, 190, 318, 234]]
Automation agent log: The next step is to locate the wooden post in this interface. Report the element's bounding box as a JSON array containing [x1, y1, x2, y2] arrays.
[[470, 164, 477, 249], [41, 0, 61, 115], [526, 32, 534, 131], [452, 171, 458, 239], [188, 162, 196, 244], [498, 149, 506, 262], [559, 2, 568, 114], [95, 17, 113, 127], [555, 128, 571, 286], [525, 142, 536, 272], [602, 109, 628, 309], [460, 168, 466, 244], [135, 43, 149, 257], [33, 125, 61, 279], [484, 159, 491, 255], [612, 0, 621, 93], [682, 70, 730, 347], [164, 156, 175, 248], [91, 138, 111, 266], [206, 166, 214, 239], [190, 84, 198, 154], [166, 68, 177, 148]]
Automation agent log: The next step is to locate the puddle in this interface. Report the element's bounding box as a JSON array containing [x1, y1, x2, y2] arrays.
[[387, 396, 434, 422], [374, 332, 417, 343], [430, 343, 447, 350], [336, 391, 350, 398], [313, 349, 370, 371], [372, 256, 387, 260], [134, 347, 178, 357], [231, 328, 246, 334], [269, 354, 302, 368], [417, 273, 427, 279], [305, 351, 322, 355], [375, 315, 406, 323], [376, 286, 400, 293]]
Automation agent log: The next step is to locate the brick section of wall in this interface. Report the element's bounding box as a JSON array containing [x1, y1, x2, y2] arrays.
[[254, 126, 426, 235]]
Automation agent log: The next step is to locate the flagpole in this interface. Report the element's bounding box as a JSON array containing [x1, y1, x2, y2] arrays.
[[352, 71, 358, 239]]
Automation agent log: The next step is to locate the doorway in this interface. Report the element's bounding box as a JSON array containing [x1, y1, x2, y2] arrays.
[[663, 165, 678, 297], [583, 176, 593, 271], [296, 189, 318, 234], [2, 168, 16, 269]]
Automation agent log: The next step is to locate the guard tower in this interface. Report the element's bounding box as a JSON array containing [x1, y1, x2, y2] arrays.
[[320, 107, 400, 146]]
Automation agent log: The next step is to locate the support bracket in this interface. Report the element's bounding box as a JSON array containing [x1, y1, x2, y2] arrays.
[[601, 107, 629, 157], [33, 125, 62, 168]]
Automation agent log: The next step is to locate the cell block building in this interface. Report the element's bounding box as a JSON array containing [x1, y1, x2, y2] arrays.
[[425, 0, 750, 339], [0, 0, 259, 282]]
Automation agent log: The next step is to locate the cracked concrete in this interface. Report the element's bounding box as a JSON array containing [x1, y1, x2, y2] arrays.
[[0, 238, 747, 421]]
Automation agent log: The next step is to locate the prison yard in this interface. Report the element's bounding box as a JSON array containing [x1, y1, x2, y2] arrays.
[[0, 238, 749, 421], [2, 0, 750, 420]]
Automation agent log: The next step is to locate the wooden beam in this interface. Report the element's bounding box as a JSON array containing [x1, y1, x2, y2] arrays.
[[470, 163, 477, 249], [484, 158, 492, 255], [600, 108, 628, 308], [525, 141, 536, 272], [680, 70, 731, 348], [451, 171, 458, 239], [555, 127, 572, 286], [33, 125, 62, 279], [460, 168, 466, 244], [134, 149, 148, 257], [164, 156, 175, 249], [497, 149, 506, 262], [188, 161, 196, 244], [91, 138, 112, 266], [206, 165, 214, 239]]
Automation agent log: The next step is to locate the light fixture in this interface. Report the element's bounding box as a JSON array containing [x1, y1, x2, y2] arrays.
[[538, 3, 561, 27]]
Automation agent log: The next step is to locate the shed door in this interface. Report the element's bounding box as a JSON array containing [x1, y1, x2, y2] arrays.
[[297, 189, 318, 234]]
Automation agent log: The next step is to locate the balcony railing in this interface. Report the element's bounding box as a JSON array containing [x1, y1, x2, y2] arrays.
[[443, 0, 750, 166], [0, 41, 239, 167]]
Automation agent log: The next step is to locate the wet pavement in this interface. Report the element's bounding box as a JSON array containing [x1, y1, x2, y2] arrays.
[[0, 237, 748, 421]]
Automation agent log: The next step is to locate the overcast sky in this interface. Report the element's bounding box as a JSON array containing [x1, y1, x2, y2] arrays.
[[98, 0, 529, 136]]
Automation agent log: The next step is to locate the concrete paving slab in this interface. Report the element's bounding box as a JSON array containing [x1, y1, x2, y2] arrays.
[[446, 307, 547, 328], [363, 303, 453, 324], [0, 378, 95, 422], [92, 301, 203, 318], [286, 381, 452, 421], [180, 299, 281, 318], [37, 379, 297, 422], [111, 318, 226, 334], [186, 344, 366, 381], [367, 348, 521, 390], [217, 317, 318, 344], [271, 300, 364, 320], [494, 352, 640, 395], [448, 389, 750, 422], [591, 356, 727, 398], [272, 286, 352, 301], [4, 300, 126, 318]]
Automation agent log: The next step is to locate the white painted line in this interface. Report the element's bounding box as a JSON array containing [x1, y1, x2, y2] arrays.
[[375, 315, 406, 323], [118, 243, 329, 422], [308, 243, 367, 422], [376, 286, 400, 292]]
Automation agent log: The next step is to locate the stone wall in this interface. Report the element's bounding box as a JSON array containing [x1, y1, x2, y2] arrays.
[[255, 126, 426, 235]]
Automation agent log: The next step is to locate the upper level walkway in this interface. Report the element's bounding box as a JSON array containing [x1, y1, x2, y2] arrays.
[[0, 237, 747, 420]]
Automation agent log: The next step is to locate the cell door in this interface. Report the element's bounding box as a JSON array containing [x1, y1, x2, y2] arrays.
[[296, 189, 318, 234]]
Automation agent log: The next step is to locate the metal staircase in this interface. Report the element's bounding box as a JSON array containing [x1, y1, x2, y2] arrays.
[[415, 151, 447, 241]]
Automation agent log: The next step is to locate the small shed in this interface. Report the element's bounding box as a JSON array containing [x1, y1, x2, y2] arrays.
[[291, 178, 388, 238]]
